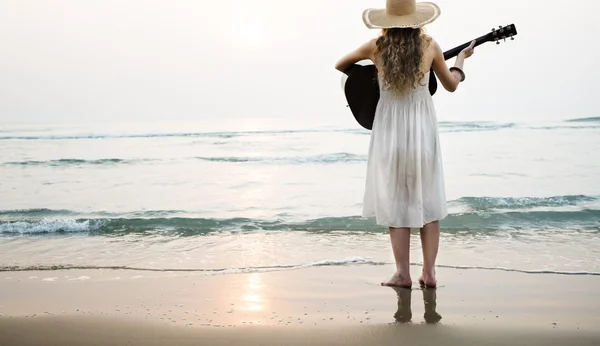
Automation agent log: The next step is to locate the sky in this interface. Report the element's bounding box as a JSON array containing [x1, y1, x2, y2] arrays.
[[1, 0, 598, 127]]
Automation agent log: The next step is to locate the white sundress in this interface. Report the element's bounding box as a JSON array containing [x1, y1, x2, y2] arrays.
[[362, 72, 448, 228]]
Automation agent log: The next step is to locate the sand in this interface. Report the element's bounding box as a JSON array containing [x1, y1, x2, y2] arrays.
[[1, 265, 599, 345]]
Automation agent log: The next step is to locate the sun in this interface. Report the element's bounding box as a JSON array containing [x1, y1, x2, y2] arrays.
[[225, 3, 271, 49], [239, 20, 266, 46]]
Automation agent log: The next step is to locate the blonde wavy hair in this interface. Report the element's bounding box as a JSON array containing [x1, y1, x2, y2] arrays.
[[374, 28, 431, 95]]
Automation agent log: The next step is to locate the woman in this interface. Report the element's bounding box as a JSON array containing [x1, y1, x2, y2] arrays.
[[335, 0, 475, 288]]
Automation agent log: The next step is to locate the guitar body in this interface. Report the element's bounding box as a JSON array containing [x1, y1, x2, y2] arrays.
[[343, 64, 438, 130], [341, 24, 517, 130]]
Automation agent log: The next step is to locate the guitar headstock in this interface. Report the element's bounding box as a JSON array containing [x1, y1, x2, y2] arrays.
[[489, 24, 518, 44]]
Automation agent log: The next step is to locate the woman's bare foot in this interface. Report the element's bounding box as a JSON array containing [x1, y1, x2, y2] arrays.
[[381, 272, 412, 288], [418, 269, 437, 288]]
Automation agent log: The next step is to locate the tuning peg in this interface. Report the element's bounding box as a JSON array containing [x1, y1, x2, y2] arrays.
[[511, 37, 515, 40], [496, 41, 500, 45]]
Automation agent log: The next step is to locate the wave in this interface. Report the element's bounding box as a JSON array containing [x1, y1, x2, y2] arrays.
[[432, 264, 600, 276], [0, 129, 358, 141], [0, 208, 79, 218], [566, 117, 600, 123], [451, 195, 598, 211], [2, 209, 599, 236], [2, 260, 598, 277], [0, 257, 384, 273], [441, 209, 600, 230], [522, 117, 600, 130], [4, 158, 154, 167], [0, 216, 374, 235], [3, 194, 596, 219], [2, 154, 366, 167], [0, 122, 519, 141], [196, 153, 367, 164], [438, 121, 514, 132], [0, 208, 185, 219], [2, 119, 600, 142], [0, 219, 104, 234]]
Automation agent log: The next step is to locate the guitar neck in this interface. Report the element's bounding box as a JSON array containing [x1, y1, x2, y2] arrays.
[[443, 33, 490, 61], [342, 24, 516, 75]]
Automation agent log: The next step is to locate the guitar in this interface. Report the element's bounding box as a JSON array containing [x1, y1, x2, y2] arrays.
[[341, 24, 518, 130]]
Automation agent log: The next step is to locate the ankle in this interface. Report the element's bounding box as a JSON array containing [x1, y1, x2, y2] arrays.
[[421, 267, 436, 277], [396, 266, 411, 276]]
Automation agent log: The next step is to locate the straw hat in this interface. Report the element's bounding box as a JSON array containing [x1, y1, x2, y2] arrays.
[[363, 0, 441, 29]]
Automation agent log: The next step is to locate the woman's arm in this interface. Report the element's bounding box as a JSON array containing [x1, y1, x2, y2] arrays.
[[431, 39, 475, 93], [335, 39, 377, 72]]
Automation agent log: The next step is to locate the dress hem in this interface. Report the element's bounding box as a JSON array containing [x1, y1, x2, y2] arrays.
[[361, 212, 448, 229]]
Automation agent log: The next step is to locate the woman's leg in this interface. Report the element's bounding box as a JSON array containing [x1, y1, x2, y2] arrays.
[[381, 227, 412, 288], [419, 221, 440, 287]]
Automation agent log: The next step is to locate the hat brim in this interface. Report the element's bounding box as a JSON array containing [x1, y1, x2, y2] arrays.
[[363, 2, 440, 29]]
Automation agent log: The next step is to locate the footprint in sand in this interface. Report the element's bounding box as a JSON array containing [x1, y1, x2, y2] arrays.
[[69, 276, 91, 281]]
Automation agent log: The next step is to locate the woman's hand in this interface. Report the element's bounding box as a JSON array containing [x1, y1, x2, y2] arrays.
[[460, 40, 476, 59]]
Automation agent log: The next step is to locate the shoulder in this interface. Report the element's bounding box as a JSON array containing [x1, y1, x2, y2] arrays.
[[359, 38, 378, 52], [423, 35, 437, 49], [356, 38, 378, 60], [423, 37, 442, 58], [428, 37, 442, 52]]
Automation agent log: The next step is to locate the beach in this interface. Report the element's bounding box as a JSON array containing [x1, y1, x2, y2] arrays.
[[1, 120, 600, 345], [2, 0, 600, 344], [1, 265, 599, 345]]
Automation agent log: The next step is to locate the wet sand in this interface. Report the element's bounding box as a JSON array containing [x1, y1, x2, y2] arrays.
[[1, 266, 599, 345]]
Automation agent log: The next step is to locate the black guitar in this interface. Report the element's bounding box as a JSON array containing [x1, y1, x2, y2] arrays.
[[341, 24, 518, 130]]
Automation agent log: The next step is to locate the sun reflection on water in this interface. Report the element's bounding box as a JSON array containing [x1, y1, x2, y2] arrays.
[[242, 273, 264, 312]]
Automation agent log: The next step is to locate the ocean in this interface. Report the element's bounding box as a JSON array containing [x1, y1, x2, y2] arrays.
[[1, 117, 599, 276]]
